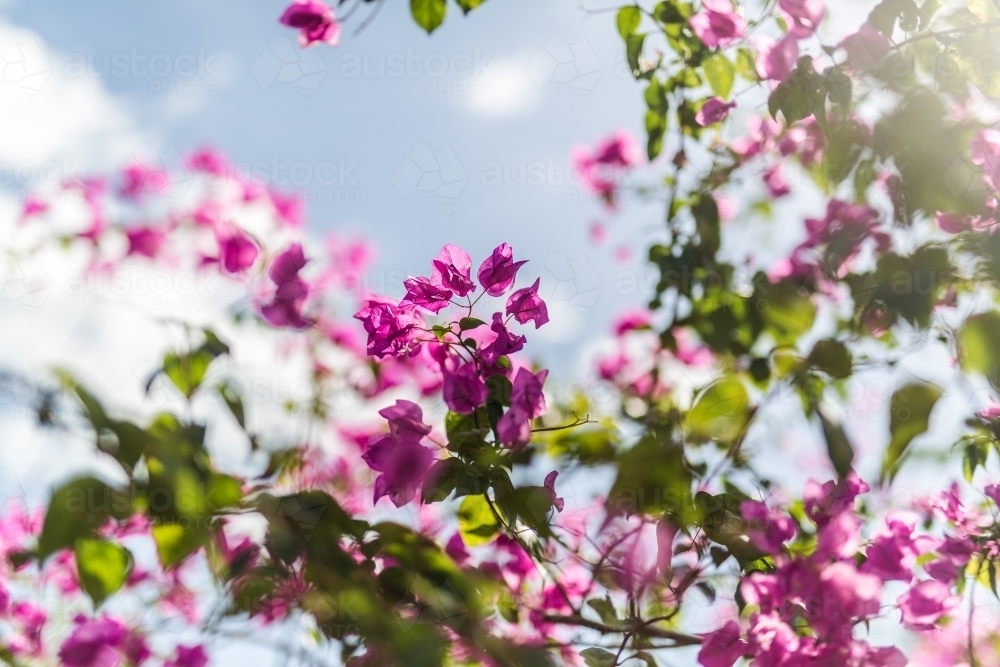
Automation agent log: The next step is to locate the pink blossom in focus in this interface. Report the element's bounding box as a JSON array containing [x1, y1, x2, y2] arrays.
[[442, 362, 488, 414], [431, 244, 475, 297], [478, 243, 528, 296], [400, 275, 453, 313], [280, 0, 340, 47], [506, 278, 549, 328]]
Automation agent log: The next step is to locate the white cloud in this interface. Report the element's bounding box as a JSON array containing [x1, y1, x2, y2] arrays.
[[0, 21, 146, 175], [463, 56, 540, 118]]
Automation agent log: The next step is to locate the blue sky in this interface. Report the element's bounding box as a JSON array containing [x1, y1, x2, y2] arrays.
[[2, 0, 668, 373]]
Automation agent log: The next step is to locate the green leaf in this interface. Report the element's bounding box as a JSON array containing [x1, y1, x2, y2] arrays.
[[807, 339, 853, 379], [881, 383, 942, 483], [735, 47, 758, 81], [38, 478, 131, 559], [455, 0, 486, 13], [457, 494, 500, 546], [818, 405, 854, 479], [586, 598, 622, 627], [216, 382, 245, 428], [616, 6, 642, 38], [411, 0, 447, 33], [768, 60, 821, 124], [75, 538, 132, 606], [626, 33, 646, 78], [961, 312, 1000, 390], [421, 458, 483, 503], [581, 648, 616, 667], [162, 333, 229, 398], [703, 52, 735, 99], [152, 522, 208, 569], [823, 66, 852, 107], [459, 317, 486, 331], [645, 109, 667, 160], [686, 376, 751, 444]]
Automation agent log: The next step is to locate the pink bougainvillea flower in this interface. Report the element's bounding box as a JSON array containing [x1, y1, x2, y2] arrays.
[[260, 243, 311, 329], [280, 0, 341, 47], [696, 97, 737, 126], [498, 367, 548, 448], [779, 0, 826, 37], [544, 471, 564, 512], [690, 0, 746, 49], [22, 195, 48, 218], [613, 307, 652, 336], [862, 512, 932, 582], [445, 533, 469, 565], [380, 399, 433, 438], [698, 621, 747, 667], [120, 161, 169, 199], [431, 244, 475, 296], [741, 500, 796, 554], [217, 227, 258, 274], [763, 163, 791, 197], [481, 312, 526, 364], [506, 278, 549, 328], [58, 616, 149, 667], [897, 580, 961, 631], [400, 276, 453, 313], [184, 147, 227, 176], [478, 243, 527, 296], [165, 645, 208, 667], [985, 483, 1000, 505], [756, 34, 799, 82], [268, 188, 304, 227], [443, 362, 488, 414], [571, 130, 641, 205], [355, 297, 423, 358], [971, 129, 1000, 190], [842, 23, 891, 72], [125, 226, 166, 258], [362, 432, 435, 507]]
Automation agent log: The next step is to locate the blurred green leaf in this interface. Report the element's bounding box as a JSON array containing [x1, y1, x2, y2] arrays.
[[75, 538, 132, 606], [703, 52, 735, 99], [457, 494, 500, 546], [686, 376, 751, 444], [881, 383, 942, 483]]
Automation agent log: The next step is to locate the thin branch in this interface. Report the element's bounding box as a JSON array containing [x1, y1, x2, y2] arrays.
[[541, 614, 703, 646]]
